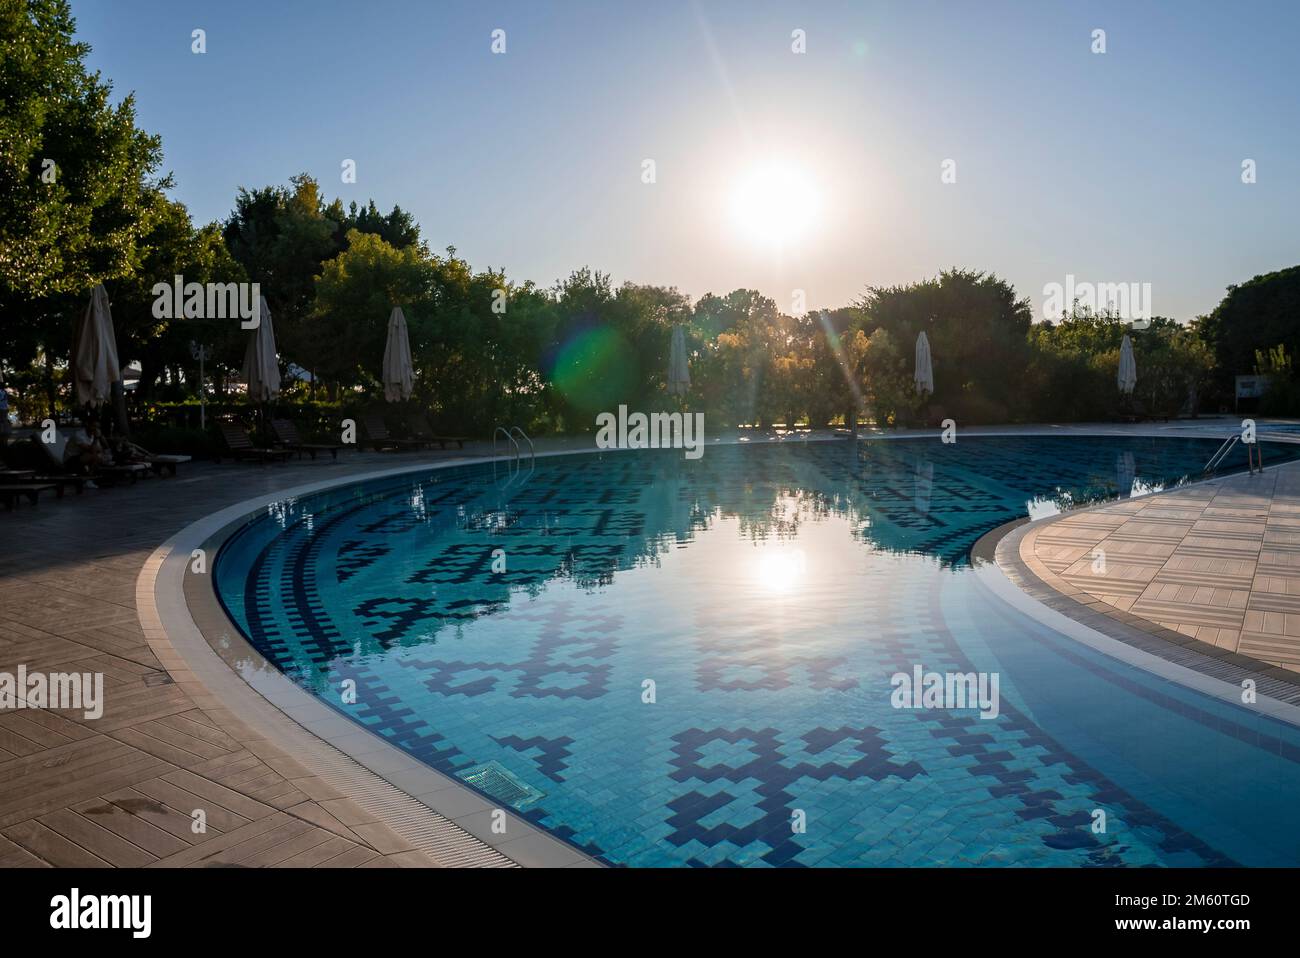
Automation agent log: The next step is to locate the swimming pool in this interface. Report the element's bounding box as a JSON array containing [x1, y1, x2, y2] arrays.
[[214, 435, 1300, 866]]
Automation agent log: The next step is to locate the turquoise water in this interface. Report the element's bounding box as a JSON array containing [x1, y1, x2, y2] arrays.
[[214, 435, 1300, 866]]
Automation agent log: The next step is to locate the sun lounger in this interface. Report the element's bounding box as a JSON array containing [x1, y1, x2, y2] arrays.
[[100, 462, 149, 484], [3, 463, 96, 496], [217, 421, 293, 463], [34, 474, 91, 496], [0, 483, 59, 510], [26, 431, 109, 481], [406, 412, 469, 450], [361, 412, 423, 452], [271, 419, 345, 460], [123, 453, 190, 476], [107, 438, 191, 476]]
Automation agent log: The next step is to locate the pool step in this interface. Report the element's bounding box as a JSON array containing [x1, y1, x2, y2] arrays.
[[459, 762, 546, 810]]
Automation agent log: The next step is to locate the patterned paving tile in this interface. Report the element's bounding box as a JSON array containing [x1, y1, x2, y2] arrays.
[[1024, 463, 1300, 671]]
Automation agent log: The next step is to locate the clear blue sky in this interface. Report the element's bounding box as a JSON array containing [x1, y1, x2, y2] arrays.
[[73, 0, 1299, 322]]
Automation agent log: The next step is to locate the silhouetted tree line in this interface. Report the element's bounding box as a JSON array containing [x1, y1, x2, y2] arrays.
[[3, 0, 1298, 438]]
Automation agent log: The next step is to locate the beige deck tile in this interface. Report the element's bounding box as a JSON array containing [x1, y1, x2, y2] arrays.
[[1020, 459, 1300, 672]]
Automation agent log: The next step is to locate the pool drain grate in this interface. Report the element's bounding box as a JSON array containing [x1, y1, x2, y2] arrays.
[[458, 762, 546, 809]]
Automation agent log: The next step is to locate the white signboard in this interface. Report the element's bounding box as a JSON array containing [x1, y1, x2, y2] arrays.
[[1236, 375, 1270, 399]]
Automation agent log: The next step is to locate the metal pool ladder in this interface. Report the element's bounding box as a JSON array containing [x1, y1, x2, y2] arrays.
[[1203, 434, 1238, 475], [1203, 432, 1263, 476], [493, 425, 535, 488]]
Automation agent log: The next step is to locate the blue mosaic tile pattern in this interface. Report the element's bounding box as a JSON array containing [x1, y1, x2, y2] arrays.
[[214, 436, 1300, 866]]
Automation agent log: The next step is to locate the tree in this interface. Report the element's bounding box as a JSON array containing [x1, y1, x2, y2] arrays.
[[221, 175, 339, 384], [689, 289, 782, 427], [1198, 264, 1300, 404], [311, 229, 433, 393], [807, 308, 866, 428], [0, 0, 165, 413], [1027, 309, 1126, 421], [1253, 342, 1300, 416], [859, 328, 919, 426], [326, 198, 423, 252], [1129, 318, 1215, 419], [109, 195, 246, 401], [858, 269, 1032, 423]]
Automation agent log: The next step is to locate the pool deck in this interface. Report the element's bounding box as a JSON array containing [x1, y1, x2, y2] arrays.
[[0, 445, 507, 868], [3, 419, 1299, 867], [1000, 458, 1300, 683]]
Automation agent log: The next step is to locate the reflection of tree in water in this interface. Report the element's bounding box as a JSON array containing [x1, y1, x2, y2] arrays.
[[315, 436, 1291, 650]]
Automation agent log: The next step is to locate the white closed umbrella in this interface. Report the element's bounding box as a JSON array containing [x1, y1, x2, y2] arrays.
[[242, 296, 281, 401], [668, 325, 691, 397], [382, 306, 415, 403], [72, 284, 121, 407], [914, 331, 934, 395], [1118, 334, 1137, 395]]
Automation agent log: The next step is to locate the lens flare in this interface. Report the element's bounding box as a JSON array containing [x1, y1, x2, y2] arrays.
[[550, 326, 638, 417]]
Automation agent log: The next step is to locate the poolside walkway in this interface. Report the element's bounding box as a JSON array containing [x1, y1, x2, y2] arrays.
[[0, 447, 504, 868], [1014, 462, 1300, 674]]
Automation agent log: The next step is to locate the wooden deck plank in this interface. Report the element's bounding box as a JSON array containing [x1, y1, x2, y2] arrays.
[[130, 778, 254, 834], [272, 834, 357, 868], [35, 808, 157, 867], [70, 798, 192, 858], [160, 768, 280, 822], [2, 820, 112, 868], [99, 786, 227, 843]]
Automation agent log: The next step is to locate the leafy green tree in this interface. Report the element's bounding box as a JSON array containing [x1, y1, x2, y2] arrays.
[[612, 281, 692, 407], [1, 0, 165, 413], [1253, 343, 1300, 416], [99, 194, 246, 401], [417, 247, 553, 433], [807, 308, 866, 428], [1198, 265, 1300, 402], [1130, 318, 1215, 419], [326, 198, 423, 252], [545, 268, 633, 427], [859, 328, 920, 426], [858, 269, 1032, 423], [689, 289, 782, 426], [1027, 309, 1126, 420], [221, 174, 338, 383], [311, 229, 433, 394]]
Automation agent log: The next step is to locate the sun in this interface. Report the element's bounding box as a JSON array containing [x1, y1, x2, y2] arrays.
[[730, 162, 821, 247]]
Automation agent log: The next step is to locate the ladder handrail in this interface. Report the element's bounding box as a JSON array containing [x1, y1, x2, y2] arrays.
[[506, 426, 535, 488], [509, 426, 535, 464], [1204, 433, 1238, 475], [493, 426, 520, 460], [493, 426, 520, 486], [494, 425, 537, 489]]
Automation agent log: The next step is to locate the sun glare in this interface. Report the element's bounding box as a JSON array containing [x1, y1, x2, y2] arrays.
[[730, 162, 821, 247], [754, 548, 808, 593]]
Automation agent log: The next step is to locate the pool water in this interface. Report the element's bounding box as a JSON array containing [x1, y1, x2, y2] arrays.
[[214, 435, 1300, 866]]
